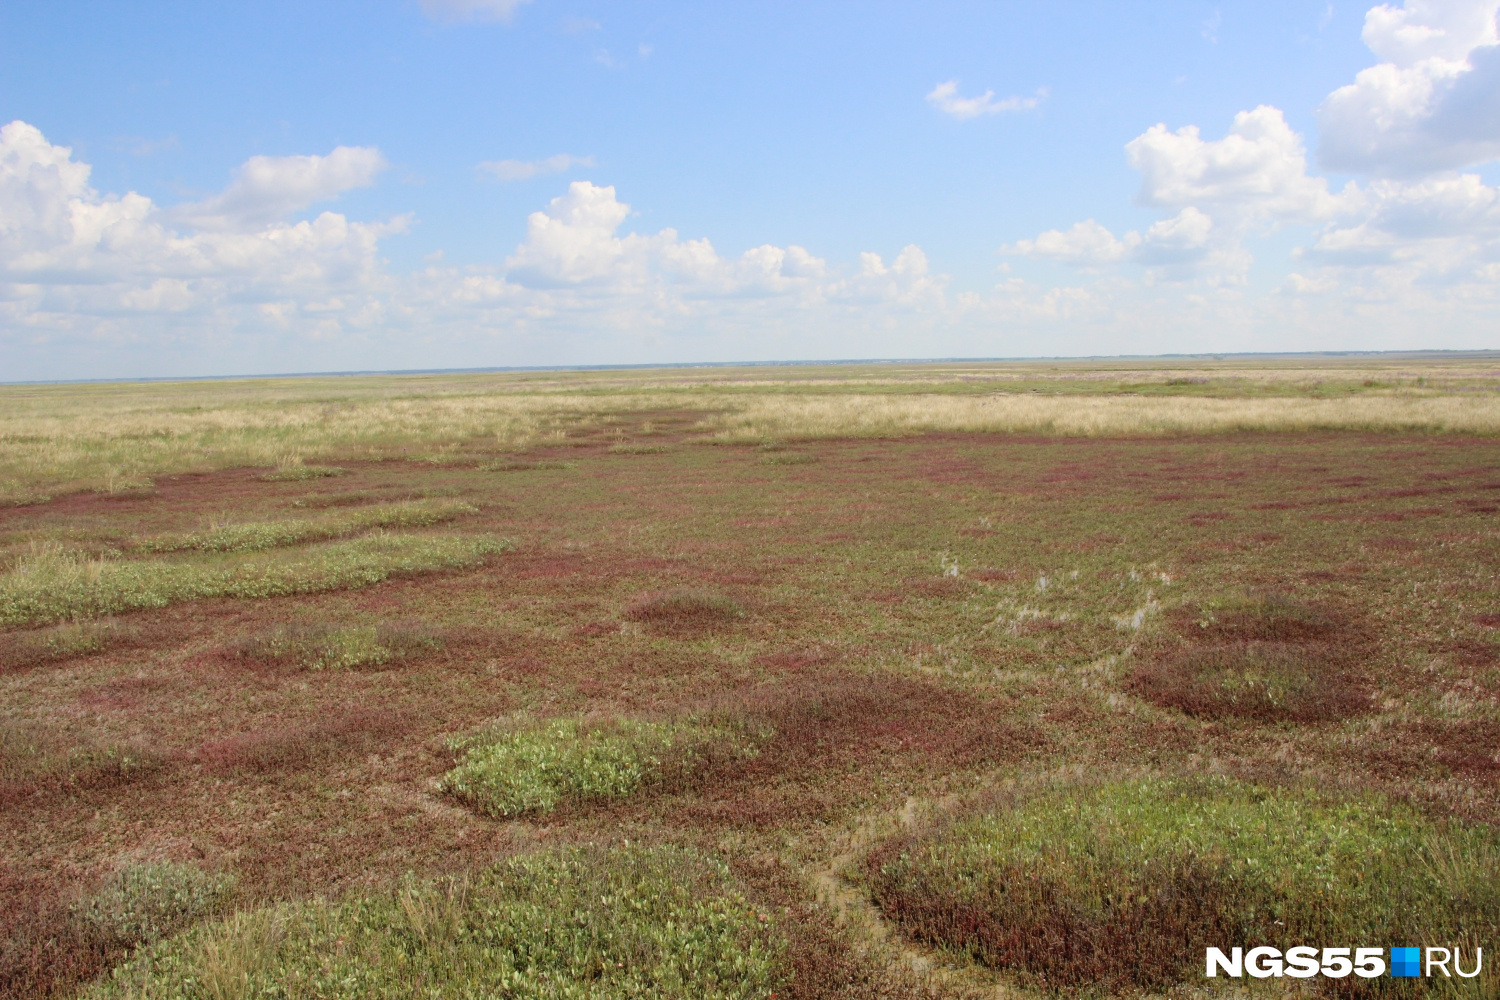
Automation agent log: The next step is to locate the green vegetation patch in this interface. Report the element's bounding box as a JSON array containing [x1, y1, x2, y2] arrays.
[[442, 716, 761, 818], [259, 464, 346, 482], [868, 777, 1500, 991], [78, 862, 235, 950], [91, 844, 784, 1000], [136, 499, 478, 554], [0, 534, 508, 629], [231, 621, 442, 671]]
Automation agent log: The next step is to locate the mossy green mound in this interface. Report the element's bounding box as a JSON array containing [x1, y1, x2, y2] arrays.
[[869, 777, 1500, 991], [442, 716, 760, 818], [91, 845, 784, 1000]]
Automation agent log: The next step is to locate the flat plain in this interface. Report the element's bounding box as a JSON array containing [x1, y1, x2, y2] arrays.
[[3, 357, 1500, 999]]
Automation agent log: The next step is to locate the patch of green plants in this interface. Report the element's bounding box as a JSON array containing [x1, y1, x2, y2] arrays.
[[136, 499, 478, 554], [0, 534, 508, 628], [868, 776, 1500, 991], [77, 862, 235, 950], [259, 464, 346, 482], [442, 715, 761, 818], [477, 458, 577, 471], [232, 621, 442, 671], [608, 442, 672, 455], [90, 844, 785, 1000]]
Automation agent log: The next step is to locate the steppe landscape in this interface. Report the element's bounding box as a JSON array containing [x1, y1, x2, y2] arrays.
[[3, 357, 1500, 998]]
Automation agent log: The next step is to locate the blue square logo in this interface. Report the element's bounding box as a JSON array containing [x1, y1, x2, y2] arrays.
[[1391, 947, 1421, 977]]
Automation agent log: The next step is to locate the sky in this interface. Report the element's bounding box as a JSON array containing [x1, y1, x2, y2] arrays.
[[1, 0, 1498, 380]]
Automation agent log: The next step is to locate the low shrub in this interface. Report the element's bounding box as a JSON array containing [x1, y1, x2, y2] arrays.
[[625, 588, 744, 636], [442, 715, 761, 818], [868, 777, 1500, 992], [1128, 641, 1369, 722], [77, 862, 235, 949], [136, 499, 478, 554], [0, 534, 508, 628], [231, 621, 442, 671], [90, 844, 785, 1000]]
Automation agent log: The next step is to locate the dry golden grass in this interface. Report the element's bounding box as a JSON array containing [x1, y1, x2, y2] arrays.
[[3, 357, 1499, 500], [704, 391, 1500, 442]]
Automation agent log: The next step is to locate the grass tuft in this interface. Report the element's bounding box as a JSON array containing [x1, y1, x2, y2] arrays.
[[868, 776, 1500, 992], [135, 499, 478, 554], [90, 844, 785, 1000], [259, 464, 345, 482], [609, 443, 673, 455], [230, 621, 442, 671], [442, 715, 761, 818], [0, 534, 508, 629]]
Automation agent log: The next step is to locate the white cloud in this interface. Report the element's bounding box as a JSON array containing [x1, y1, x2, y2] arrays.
[[171, 146, 386, 230], [419, 0, 531, 23], [926, 80, 1046, 120], [1006, 220, 1141, 267], [1126, 106, 1347, 223], [1318, 0, 1500, 175], [477, 154, 595, 182], [0, 120, 402, 343]]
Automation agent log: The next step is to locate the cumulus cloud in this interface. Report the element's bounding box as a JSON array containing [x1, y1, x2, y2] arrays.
[[1126, 106, 1346, 223], [477, 154, 595, 182], [171, 146, 386, 230], [926, 80, 1046, 120], [0, 120, 402, 342], [1006, 220, 1141, 267], [1318, 0, 1500, 174], [419, 0, 531, 23]]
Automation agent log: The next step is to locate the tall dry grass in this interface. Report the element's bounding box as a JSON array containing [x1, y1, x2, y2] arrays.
[[704, 392, 1500, 442], [3, 363, 1499, 500]]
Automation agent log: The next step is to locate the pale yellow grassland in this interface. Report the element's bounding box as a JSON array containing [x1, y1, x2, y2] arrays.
[[704, 391, 1500, 442], [2, 358, 1499, 500]]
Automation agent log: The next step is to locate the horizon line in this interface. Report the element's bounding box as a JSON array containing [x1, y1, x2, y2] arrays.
[[7, 348, 1500, 388]]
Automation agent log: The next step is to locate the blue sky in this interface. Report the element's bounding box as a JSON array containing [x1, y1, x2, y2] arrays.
[[2, 1, 1497, 379]]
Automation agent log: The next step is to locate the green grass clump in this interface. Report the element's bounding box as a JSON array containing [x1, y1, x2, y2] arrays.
[[259, 464, 345, 482], [233, 622, 442, 670], [869, 777, 1500, 991], [136, 499, 478, 554], [442, 716, 759, 818], [77, 862, 235, 949], [0, 534, 508, 628], [90, 844, 784, 1000]]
